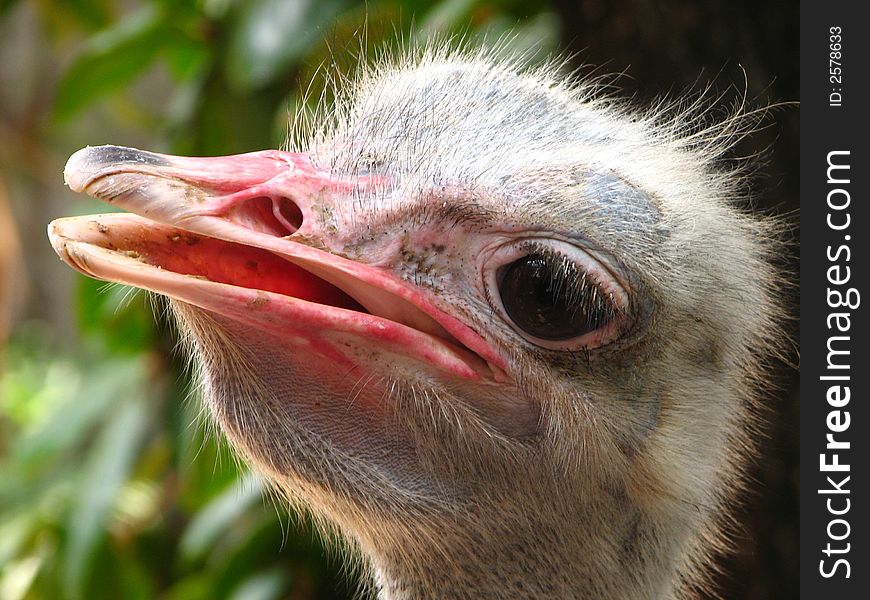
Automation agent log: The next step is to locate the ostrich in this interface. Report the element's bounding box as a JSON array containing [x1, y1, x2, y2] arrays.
[[48, 47, 780, 599]]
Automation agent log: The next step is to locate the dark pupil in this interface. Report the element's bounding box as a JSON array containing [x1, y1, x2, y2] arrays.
[[498, 253, 608, 341]]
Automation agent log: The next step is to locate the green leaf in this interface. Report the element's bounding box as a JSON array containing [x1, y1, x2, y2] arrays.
[[418, 0, 480, 33], [0, 0, 21, 16], [164, 37, 211, 82], [53, 5, 164, 121], [467, 11, 559, 62], [63, 395, 151, 598], [75, 276, 156, 354], [6, 358, 146, 482], [114, 548, 156, 600], [178, 472, 263, 563], [59, 0, 112, 29], [0, 512, 34, 567], [225, 0, 349, 91], [227, 567, 290, 600], [208, 512, 290, 596], [502, 11, 559, 59], [161, 574, 212, 600]]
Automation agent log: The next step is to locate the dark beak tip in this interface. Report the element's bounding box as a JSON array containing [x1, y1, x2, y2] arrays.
[[64, 145, 167, 191]]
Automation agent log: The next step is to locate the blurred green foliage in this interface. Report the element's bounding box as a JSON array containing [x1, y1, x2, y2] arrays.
[[0, 1, 556, 598]]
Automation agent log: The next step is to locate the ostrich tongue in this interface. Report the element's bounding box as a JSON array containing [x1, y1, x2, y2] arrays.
[[49, 145, 506, 383]]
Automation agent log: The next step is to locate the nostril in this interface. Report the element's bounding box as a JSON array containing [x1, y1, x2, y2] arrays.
[[226, 196, 303, 237], [273, 197, 303, 235]]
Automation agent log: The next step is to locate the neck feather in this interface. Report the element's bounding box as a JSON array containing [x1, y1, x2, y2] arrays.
[[353, 493, 686, 600]]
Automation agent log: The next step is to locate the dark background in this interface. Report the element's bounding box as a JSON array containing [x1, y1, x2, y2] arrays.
[[0, 1, 798, 598]]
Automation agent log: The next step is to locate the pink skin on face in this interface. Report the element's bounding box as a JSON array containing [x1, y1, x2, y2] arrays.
[[50, 146, 508, 385]]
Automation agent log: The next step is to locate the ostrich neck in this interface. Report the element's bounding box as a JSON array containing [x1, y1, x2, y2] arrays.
[[363, 495, 681, 600]]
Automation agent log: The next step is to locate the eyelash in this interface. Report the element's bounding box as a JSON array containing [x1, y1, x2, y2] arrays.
[[484, 238, 630, 350], [516, 241, 620, 321]]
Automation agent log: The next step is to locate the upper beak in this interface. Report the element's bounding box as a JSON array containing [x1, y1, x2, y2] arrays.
[[62, 145, 324, 235], [49, 146, 506, 382]]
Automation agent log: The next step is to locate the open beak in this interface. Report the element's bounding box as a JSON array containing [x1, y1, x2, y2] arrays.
[[49, 145, 506, 382]]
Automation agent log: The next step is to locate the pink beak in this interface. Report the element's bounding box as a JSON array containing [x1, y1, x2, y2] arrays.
[[49, 145, 506, 382]]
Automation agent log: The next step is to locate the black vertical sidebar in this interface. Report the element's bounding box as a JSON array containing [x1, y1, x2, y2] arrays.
[[800, 1, 868, 598]]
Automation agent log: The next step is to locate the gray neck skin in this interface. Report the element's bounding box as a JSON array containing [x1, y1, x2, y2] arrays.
[[363, 493, 681, 600]]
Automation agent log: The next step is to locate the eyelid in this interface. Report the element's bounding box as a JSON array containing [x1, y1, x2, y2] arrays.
[[482, 238, 630, 350], [491, 239, 629, 310]]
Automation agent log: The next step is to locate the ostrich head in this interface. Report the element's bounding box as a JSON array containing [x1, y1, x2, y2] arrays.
[[49, 48, 780, 599]]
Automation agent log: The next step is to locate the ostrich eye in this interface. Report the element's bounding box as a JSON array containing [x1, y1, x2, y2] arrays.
[[487, 241, 627, 349], [498, 253, 611, 341]]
